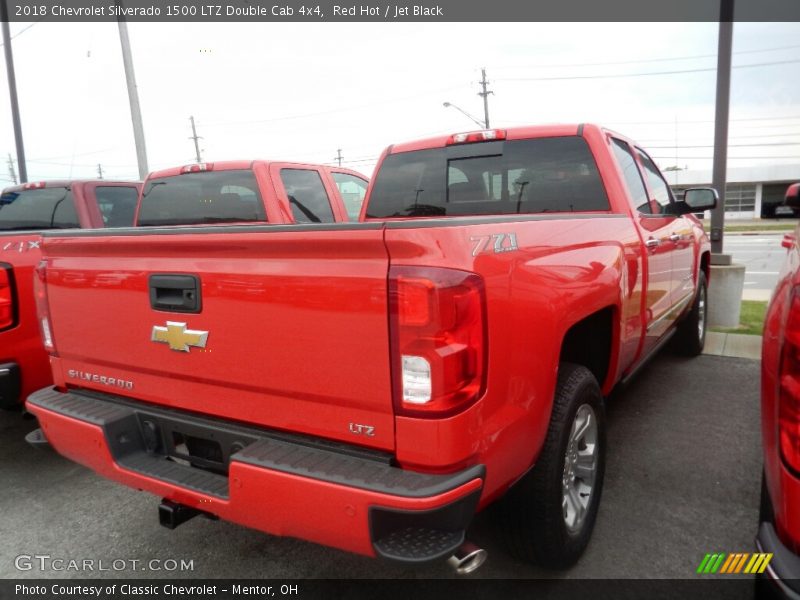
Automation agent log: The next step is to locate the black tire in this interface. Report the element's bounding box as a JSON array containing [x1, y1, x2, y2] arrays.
[[499, 363, 606, 568], [674, 270, 708, 357]]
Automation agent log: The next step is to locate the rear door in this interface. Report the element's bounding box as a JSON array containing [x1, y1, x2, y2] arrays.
[[609, 138, 675, 349], [84, 183, 142, 228], [270, 164, 346, 223], [636, 149, 696, 310]]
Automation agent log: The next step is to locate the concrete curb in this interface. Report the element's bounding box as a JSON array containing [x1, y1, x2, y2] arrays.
[[704, 331, 761, 360], [724, 230, 793, 236]]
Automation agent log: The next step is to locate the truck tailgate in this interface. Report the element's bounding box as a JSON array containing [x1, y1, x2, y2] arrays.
[[41, 225, 395, 451]]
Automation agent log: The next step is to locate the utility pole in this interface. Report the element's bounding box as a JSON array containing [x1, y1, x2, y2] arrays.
[[96, 164, 104, 179], [334, 148, 343, 167], [710, 0, 733, 259], [1, 4, 27, 183], [189, 116, 202, 163], [117, 13, 149, 180], [478, 67, 493, 129], [6, 154, 16, 185]]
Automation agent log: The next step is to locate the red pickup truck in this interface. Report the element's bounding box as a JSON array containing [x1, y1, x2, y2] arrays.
[[26, 125, 716, 572], [2, 162, 367, 410], [136, 161, 369, 226], [0, 180, 142, 409], [758, 182, 800, 596]]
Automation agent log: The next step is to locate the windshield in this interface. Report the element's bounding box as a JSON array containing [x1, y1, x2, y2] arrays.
[[0, 187, 78, 231], [138, 170, 266, 226], [366, 136, 609, 218]]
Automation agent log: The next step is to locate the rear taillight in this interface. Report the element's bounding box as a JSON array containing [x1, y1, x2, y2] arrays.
[[780, 287, 800, 472], [33, 260, 56, 354], [0, 263, 15, 331], [389, 266, 486, 417]]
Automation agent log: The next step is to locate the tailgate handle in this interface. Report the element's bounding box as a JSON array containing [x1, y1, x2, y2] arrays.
[[149, 274, 201, 313]]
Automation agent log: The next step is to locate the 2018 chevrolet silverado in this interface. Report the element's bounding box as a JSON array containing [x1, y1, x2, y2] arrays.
[[0, 180, 142, 409], [26, 124, 716, 572], [758, 181, 800, 597], [136, 161, 369, 226]]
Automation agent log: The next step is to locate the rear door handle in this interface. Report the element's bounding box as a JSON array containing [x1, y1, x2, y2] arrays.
[[645, 238, 660, 248], [669, 233, 682, 242], [149, 274, 201, 313]]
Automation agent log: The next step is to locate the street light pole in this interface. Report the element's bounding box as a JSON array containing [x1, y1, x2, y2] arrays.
[[443, 102, 486, 129], [710, 0, 734, 259], [117, 16, 149, 180], [1, 1, 27, 183]]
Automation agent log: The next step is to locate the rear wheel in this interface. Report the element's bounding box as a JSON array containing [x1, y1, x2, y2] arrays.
[[674, 270, 708, 356], [499, 363, 606, 568]]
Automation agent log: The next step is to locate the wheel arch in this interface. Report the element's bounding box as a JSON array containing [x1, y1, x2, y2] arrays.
[[558, 306, 618, 392]]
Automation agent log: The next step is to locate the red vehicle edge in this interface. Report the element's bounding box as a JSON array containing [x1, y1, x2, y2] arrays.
[[758, 181, 800, 597]]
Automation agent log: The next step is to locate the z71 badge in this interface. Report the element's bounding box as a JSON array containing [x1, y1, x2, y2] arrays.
[[470, 233, 518, 256]]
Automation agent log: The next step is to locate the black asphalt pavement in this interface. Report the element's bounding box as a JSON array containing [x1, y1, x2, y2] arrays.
[[0, 354, 762, 580]]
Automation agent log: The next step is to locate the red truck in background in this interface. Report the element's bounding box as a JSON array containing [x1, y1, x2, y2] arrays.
[[1, 161, 368, 410], [27, 124, 716, 572], [758, 181, 800, 597], [0, 180, 142, 409], [136, 161, 369, 226]]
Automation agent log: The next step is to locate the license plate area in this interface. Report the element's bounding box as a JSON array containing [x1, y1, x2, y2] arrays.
[[135, 412, 260, 476]]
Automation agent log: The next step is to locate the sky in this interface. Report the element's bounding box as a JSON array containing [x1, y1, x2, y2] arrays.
[[0, 21, 797, 183]]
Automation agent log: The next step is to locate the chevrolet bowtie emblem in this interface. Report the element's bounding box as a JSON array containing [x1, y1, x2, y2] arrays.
[[151, 321, 209, 352]]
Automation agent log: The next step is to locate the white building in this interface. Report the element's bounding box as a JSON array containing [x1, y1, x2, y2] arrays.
[[665, 164, 800, 219]]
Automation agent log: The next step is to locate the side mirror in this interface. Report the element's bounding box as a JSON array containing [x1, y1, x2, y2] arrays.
[[786, 183, 800, 208], [683, 187, 718, 212]]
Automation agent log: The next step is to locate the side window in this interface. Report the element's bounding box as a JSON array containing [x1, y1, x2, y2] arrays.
[[52, 191, 79, 228], [280, 169, 335, 224], [611, 138, 651, 214], [331, 172, 368, 221], [94, 186, 139, 227], [636, 150, 674, 215]]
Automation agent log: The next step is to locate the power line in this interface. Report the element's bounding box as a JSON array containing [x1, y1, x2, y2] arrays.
[[489, 43, 800, 70], [201, 83, 470, 128], [637, 132, 800, 142], [646, 142, 800, 148], [496, 58, 800, 82], [604, 115, 800, 126], [651, 155, 799, 160]]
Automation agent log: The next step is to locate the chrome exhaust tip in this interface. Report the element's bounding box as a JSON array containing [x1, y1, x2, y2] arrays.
[[446, 541, 487, 575]]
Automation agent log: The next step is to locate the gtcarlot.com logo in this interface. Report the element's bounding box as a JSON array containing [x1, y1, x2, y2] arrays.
[[14, 554, 195, 572], [696, 552, 773, 575]]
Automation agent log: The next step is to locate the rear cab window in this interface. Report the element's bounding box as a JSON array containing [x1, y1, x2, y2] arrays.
[[0, 187, 79, 231], [138, 170, 266, 226], [94, 186, 139, 227], [366, 136, 609, 218]]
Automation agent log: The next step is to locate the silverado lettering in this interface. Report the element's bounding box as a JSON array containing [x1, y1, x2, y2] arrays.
[[27, 124, 715, 571], [66, 370, 134, 390]]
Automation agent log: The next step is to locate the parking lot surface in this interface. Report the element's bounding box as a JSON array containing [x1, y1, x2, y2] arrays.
[[0, 353, 761, 580]]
